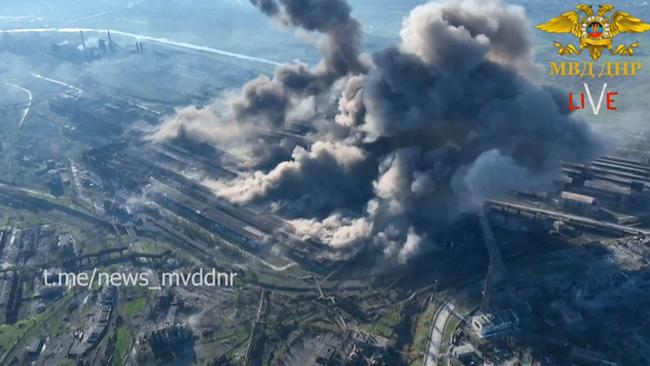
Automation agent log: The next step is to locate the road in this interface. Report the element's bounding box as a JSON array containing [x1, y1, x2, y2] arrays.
[[4, 82, 32, 128], [424, 301, 456, 366], [31, 73, 84, 95]]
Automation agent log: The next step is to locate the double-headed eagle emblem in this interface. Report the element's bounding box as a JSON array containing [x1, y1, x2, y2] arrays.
[[537, 4, 650, 61]]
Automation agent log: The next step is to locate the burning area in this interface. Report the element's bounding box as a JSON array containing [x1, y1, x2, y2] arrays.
[[150, 0, 602, 264]]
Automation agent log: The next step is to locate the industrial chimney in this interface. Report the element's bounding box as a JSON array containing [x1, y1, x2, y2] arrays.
[[80, 30, 86, 50]]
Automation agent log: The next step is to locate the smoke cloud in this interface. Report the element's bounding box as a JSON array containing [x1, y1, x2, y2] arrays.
[[152, 0, 601, 263], [152, 0, 368, 167]]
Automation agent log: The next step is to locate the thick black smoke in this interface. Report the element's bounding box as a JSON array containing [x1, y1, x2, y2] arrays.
[[155, 0, 601, 263], [250, 0, 366, 78], [238, 0, 366, 120]]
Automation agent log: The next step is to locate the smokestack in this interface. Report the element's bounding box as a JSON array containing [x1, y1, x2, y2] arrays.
[[80, 30, 86, 50], [98, 38, 107, 52], [107, 30, 114, 53], [139, 42, 143, 54], [135, 42, 140, 53]]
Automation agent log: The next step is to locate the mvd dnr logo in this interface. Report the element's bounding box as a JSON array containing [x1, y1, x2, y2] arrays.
[[537, 3, 650, 115]]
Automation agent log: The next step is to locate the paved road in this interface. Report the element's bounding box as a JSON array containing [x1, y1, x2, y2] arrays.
[[424, 301, 456, 366], [4, 82, 32, 128]]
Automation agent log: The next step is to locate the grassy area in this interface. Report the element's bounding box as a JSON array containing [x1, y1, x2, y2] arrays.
[[0, 319, 32, 355], [123, 297, 147, 319], [441, 316, 461, 355], [0, 293, 73, 364], [142, 241, 162, 253], [113, 288, 146, 365], [365, 310, 402, 339], [409, 300, 440, 357], [112, 327, 134, 366], [0, 217, 12, 227]]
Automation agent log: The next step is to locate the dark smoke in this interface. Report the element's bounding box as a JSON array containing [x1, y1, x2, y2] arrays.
[[154, 0, 602, 263], [152, 0, 368, 167], [249, 0, 366, 78], [234, 0, 367, 133]]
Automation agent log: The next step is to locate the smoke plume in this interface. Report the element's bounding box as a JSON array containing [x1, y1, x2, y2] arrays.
[[152, 0, 368, 167], [152, 0, 601, 263]]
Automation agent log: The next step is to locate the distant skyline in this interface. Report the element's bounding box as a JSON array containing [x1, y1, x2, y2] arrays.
[[1, 0, 649, 71]]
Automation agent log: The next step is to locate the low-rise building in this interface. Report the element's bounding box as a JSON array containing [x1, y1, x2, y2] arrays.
[[471, 309, 519, 339]]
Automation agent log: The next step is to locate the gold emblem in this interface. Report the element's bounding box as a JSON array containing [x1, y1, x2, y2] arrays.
[[537, 4, 650, 61]]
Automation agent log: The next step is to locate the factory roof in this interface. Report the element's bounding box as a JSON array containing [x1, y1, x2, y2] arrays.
[[560, 191, 596, 205]]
